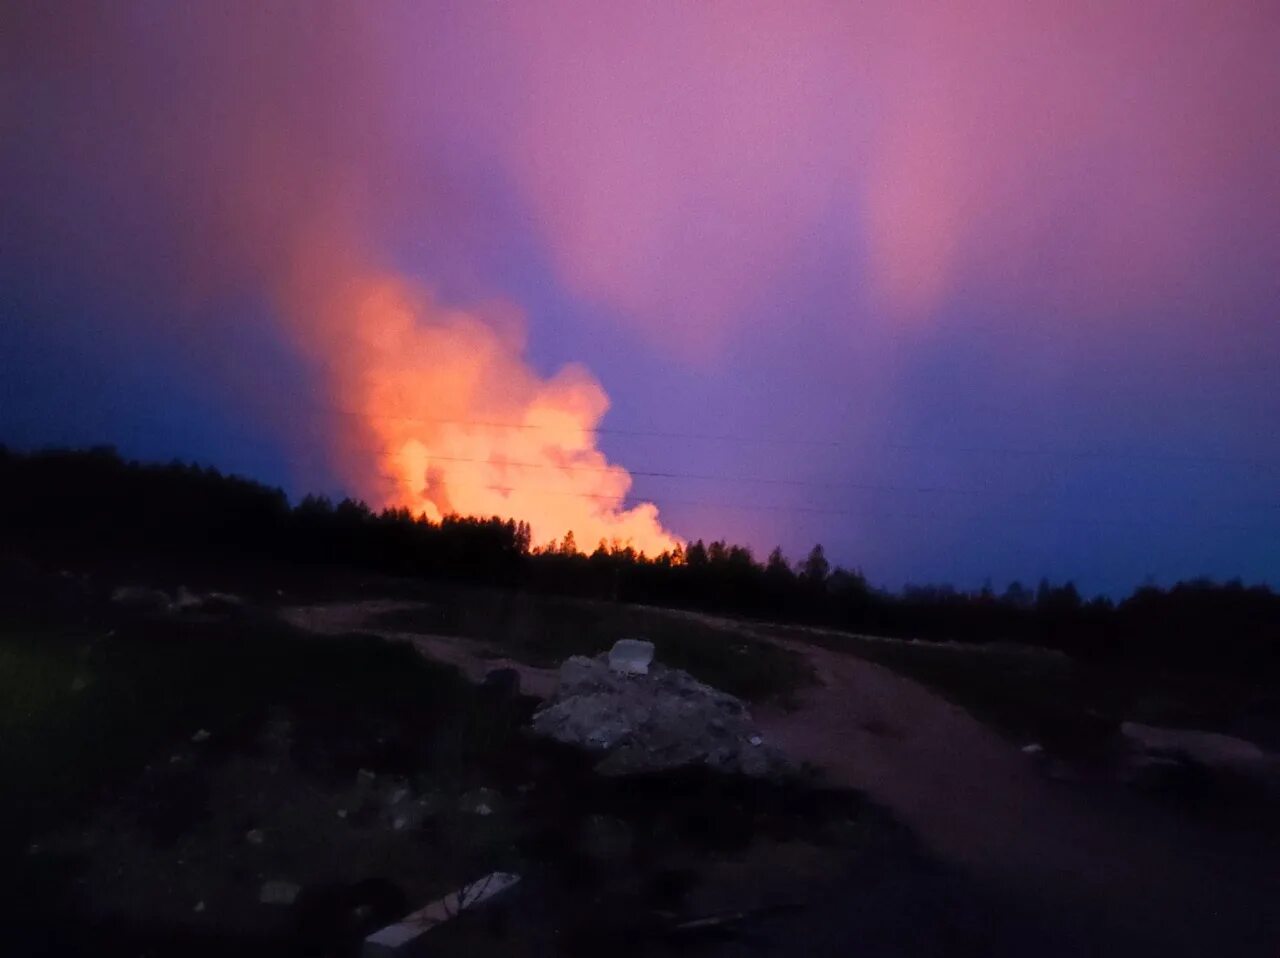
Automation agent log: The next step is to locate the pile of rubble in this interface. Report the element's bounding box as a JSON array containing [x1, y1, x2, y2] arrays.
[[530, 640, 787, 778]]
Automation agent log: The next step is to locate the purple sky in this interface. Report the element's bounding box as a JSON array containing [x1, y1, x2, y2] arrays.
[[3, 1, 1279, 594]]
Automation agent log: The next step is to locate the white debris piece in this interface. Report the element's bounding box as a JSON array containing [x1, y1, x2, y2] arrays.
[[363, 872, 520, 956], [608, 639, 655, 676]]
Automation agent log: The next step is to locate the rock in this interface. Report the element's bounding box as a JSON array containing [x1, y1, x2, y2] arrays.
[[110, 586, 171, 613], [246, 828, 265, 845], [259, 880, 302, 906], [1119, 721, 1280, 795], [337, 809, 349, 819], [1120, 722, 1272, 774], [531, 653, 786, 778], [194, 901, 206, 913], [191, 729, 211, 743], [608, 639, 655, 676], [1021, 743, 1044, 755], [388, 787, 409, 806]]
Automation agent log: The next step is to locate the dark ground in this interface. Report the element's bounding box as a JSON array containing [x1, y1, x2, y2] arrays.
[[2, 553, 1277, 957]]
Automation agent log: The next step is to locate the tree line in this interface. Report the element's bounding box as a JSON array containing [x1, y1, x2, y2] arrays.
[[2, 445, 1276, 669]]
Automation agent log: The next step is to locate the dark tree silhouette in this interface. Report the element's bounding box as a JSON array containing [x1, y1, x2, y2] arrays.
[[2, 445, 1277, 669]]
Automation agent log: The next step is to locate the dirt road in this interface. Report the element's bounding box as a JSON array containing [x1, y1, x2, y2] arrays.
[[285, 599, 1280, 955], [752, 632, 1280, 955]]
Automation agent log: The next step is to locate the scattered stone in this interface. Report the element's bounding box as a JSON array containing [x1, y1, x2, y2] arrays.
[[388, 787, 409, 806], [259, 880, 302, 906], [460, 787, 501, 816], [192, 729, 212, 743], [608, 639, 655, 676], [391, 816, 408, 831], [246, 828, 265, 845], [531, 653, 786, 777], [363, 872, 520, 956]]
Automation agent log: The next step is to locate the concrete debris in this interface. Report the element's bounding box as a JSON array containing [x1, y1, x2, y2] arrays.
[[530, 652, 788, 777], [363, 872, 520, 956], [608, 638, 655, 676], [1119, 721, 1280, 794]]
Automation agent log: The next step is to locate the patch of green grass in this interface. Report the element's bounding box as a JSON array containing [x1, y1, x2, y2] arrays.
[[0, 606, 533, 861], [763, 625, 1279, 756], [368, 588, 813, 703]]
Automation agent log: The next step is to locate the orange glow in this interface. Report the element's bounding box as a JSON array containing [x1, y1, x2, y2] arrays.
[[280, 262, 678, 555]]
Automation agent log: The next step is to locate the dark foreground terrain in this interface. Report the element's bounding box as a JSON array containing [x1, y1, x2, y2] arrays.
[[2, 554, 1278, 957]]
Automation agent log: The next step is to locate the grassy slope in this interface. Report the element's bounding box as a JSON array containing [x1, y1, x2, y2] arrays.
[[366, 585, 814, 705]]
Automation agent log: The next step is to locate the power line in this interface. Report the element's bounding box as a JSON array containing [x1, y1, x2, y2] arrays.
[[421, 454, 981, 496], [304, 401, 1280, 470]]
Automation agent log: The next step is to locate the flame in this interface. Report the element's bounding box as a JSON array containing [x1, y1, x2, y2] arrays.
[[282, 266, 679, 555]]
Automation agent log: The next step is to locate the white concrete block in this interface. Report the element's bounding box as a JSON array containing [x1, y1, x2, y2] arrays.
[[608, 639, 654, 676]]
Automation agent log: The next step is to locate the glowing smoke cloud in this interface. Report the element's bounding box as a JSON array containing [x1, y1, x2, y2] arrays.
[[275, 251, 677, 552]]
